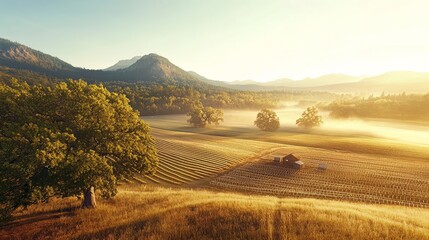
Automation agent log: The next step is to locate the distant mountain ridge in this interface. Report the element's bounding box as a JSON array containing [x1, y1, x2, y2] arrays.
[[0, 37, 428, 93], [104, 56, 141, 71], [0, 38, 207, 87], [264, 74, 363, 87]]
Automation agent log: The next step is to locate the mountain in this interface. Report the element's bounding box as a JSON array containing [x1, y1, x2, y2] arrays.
[[360, 71, 428, 85], [302, 74, 363, 86], [0, 38, 75, 72], [1, 37, 428, 93], [314, 71, 429, 94], [113, 53, 204, 85], [104, 56, 141, 71], [0, 38, 209, 87], [232, 74, 362, 88], [226, 72, 429, 93]]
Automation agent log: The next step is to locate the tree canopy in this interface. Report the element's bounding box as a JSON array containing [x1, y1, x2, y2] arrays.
[[0, 79, 158, 220], [187, 103, 224, 128], [296, 106, 323, 128], [254, 109, 280, 131]]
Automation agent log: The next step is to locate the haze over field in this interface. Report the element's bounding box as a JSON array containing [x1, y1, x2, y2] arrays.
[[144, 107, 429, 146]]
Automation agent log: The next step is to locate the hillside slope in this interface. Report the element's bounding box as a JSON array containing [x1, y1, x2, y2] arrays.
[[1, 186, 428, 240], [0, 38, 75, 72]]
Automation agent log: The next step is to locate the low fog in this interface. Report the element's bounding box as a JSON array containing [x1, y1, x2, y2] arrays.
[[220, 107, 429, 146]]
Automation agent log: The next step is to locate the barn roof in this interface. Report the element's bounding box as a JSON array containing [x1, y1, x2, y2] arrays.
[[285, 154, 300, 162]]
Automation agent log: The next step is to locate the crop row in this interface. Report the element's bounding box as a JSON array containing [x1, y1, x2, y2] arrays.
[[211, 159, 429, 208], [138, 129, 279, 185]]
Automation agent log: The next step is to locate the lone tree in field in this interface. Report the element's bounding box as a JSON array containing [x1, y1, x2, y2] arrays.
[[0, 79, 158, 220], [254, 109, 280, 131], [187, 104, 224, 127], [296, 106, 323, 128]]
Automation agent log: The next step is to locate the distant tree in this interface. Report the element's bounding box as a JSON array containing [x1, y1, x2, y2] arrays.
[[254, 109, 280, 131], [187, 103, 224, 127], [0, 79, 158, 220], [296, 106, 323, 128]]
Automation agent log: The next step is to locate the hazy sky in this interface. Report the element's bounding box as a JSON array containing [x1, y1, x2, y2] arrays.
[[1, 0, 429, 81]]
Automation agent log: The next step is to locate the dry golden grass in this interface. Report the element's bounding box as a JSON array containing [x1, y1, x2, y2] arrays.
[[1, 186, 429, 240]]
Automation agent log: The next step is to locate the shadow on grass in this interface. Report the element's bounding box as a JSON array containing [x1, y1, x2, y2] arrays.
[[1, 205, 79, 229], [71, 213, 160, 240], [71, 201, 210, 240]]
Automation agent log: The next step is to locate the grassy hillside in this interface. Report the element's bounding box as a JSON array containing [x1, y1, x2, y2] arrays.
[[1, 186, 428, 240]]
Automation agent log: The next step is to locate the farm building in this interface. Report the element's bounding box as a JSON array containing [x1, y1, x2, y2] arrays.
[[293, 160, 304, 169], [285, 154, 304, 169], [273, 153, 304, 169], [273, 155, 285, 163], [285, 154, 300, 162]]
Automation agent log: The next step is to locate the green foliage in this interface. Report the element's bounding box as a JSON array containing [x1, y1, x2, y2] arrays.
[[0, 67, 344, 117], [187, 103, 224, 128], [296, 106, 323, 128], [327, 92, 429, 121], [0, 79, 158, 219], [106, 83, 282, 115], [254, 109, 280, 131]]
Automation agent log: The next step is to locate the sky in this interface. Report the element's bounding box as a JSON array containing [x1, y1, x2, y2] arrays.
[[1, 0, 429, 82]]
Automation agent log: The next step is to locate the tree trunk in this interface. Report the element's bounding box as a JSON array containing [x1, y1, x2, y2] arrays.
[[82, 186, 97, 208]]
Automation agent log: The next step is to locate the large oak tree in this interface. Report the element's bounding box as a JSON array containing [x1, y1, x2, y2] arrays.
[[0, 79, 158, 220], [187, 103, 224, 128], [254, 109, 280, 131]]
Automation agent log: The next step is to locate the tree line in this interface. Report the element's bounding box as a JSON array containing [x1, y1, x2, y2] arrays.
[[0, 68, 343, 116], [104, 82, 342, 116], [325, 92, 429, 121]]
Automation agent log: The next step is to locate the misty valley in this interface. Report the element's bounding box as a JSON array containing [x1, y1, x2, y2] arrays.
[[1, 1, 429, 239]]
